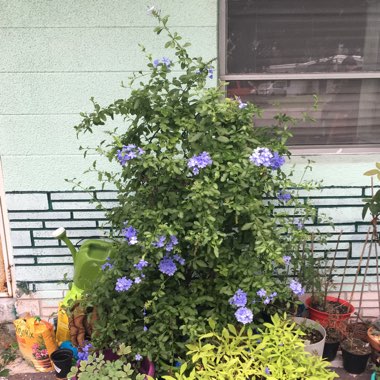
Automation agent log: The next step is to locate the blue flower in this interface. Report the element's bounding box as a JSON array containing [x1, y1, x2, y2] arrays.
[[187, 152, 213, 175], [249, 147, 273, 167], [165, 235, 179, 252], [123, 225, 138, 245], [277, 192, 291, 202], [143, 325, 148, 332], [263, 297, 271, 305], [135, 353, 143, 361], [153, 59, 160, 67], [134, 277, 142, 284], [101, 257, 113, 271], [294, 218, 304, 230], [77, 343, 92, 361], [229, 289, 248, 308], [173, 254, 185, 265], [265, 366, 271, 375], [270, 292, 277, 300], [208, 67, 214, 79], [283, 255, 291, 265], [116, 145, 144, 166], [270, 152, 285, 170], [153, 235, 166, 248], [161, 57, 171, 67], [134, 259, 149, 271], [256, 288, 266, 298], [234, 307, 253, 324], [289, 279, 305, 296], [237, 97, 247, 109], [158, 257, 177, 276], [115, 277, 133, 292]]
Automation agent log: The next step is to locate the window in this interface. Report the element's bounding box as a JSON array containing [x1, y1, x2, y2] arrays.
[[220, 0, 380, 148]]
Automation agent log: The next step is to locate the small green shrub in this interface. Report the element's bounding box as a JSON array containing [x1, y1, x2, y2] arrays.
[[67, 344, 148, 380], [163, 314, 338, 380]]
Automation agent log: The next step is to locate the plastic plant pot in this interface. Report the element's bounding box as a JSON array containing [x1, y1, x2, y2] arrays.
[[341, 339, 371, 375], [293, 317, 326, 356], [50, 349, 74, 379], [322, 341, 340, 362], [371, 372, 376, 380], [305, 296, 354, 328]]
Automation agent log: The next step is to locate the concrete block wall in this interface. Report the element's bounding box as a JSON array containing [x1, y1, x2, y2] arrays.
[[4, 187, 380, 320]]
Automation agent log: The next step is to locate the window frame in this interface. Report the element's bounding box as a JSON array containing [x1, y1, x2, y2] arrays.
[[219, 0, 380, 155]]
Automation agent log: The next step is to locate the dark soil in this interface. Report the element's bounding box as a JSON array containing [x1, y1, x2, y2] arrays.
[[341, 338, 371, 355], [301, 329, 323, 345], [311, 300, 349, 314], [325, 327, 340, 344]]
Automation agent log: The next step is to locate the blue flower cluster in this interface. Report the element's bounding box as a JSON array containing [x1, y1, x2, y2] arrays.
[[237, 97, 247, 109], [153, 57, 171, 68], [229, 289, 253, 324], [207, 67, 214, 79], [229, 289, 247, 307], [134, 259, 149, 271], [116, 144, 144, 166], [115, 276, 133, 292], [249, 147, 285, 170], [256, 289, 277, 305], [187, 151, 213, 175], [158, 254, 185, 276], [101, 257, 113, 271], [289, 279, 305, 296], [77, 342, 92, 362], [153, 234, 178, 252], [277, 191, 291, 202], [123, 224, 138, 245]]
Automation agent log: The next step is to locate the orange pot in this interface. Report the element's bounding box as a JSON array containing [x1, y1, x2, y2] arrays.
[[368, 327, 380, 352]]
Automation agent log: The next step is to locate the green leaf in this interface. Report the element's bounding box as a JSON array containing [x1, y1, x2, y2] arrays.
[[241, 222, 253, 231], [216, 136, 229, 143], [364, 169, 379, 176]]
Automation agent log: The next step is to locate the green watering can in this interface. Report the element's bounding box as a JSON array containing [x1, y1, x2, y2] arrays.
[[52, 227, 114, 305]]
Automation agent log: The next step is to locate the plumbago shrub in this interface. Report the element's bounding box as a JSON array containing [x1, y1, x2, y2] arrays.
[[73, 9, 323, 368]]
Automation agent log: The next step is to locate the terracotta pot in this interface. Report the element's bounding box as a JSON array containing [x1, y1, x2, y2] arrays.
[[305, 296, 354, 327], [368, 326, 380, 351]]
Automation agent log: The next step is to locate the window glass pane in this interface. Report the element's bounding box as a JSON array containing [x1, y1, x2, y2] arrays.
[[227, 0, 380, 74], [227, 79, 380, 145]]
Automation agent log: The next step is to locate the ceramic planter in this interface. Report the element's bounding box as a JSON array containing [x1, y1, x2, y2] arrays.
[[293, 317, 326, 356], [341, 338, 371, 374], [305, 296, 354, 328], [368, 326, 380, 351]]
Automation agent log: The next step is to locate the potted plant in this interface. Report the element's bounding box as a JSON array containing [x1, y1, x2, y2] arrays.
[[293, 317, 326, 356], [368, 319, 380, 352], [323, 327, 341, 362], [72, 7, 327, 376], [162, 314, 338, 379], [341, 337, 371, 374]]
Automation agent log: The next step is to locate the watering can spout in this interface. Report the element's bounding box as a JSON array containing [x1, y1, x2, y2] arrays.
[[52, 227, 77, 260]]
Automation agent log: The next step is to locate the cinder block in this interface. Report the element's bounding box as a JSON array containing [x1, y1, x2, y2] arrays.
[[33, 239, 59, 246], [96, 191, 118, 200], [52, 201, 96, 210], [13, 247, 69, 256], [15, 265, 73, 282], [33, 290, 65, 299], [45, 220, 97, 228], [37, 256, 73, 264], [10, 230, 31, 247], [13, 257, 35, 265], [0, 298, 16, 322], [50, 192, 93, 200], [73, 211, 106, 219], [6, 193, 48, 211], [8, 211, 71, 220], [10, 221, 43, 229], [15, 299, 40, 316]]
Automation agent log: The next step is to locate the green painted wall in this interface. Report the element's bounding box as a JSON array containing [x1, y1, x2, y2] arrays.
[[0, 0, 218, 191], [0, 0, 377, 191]]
